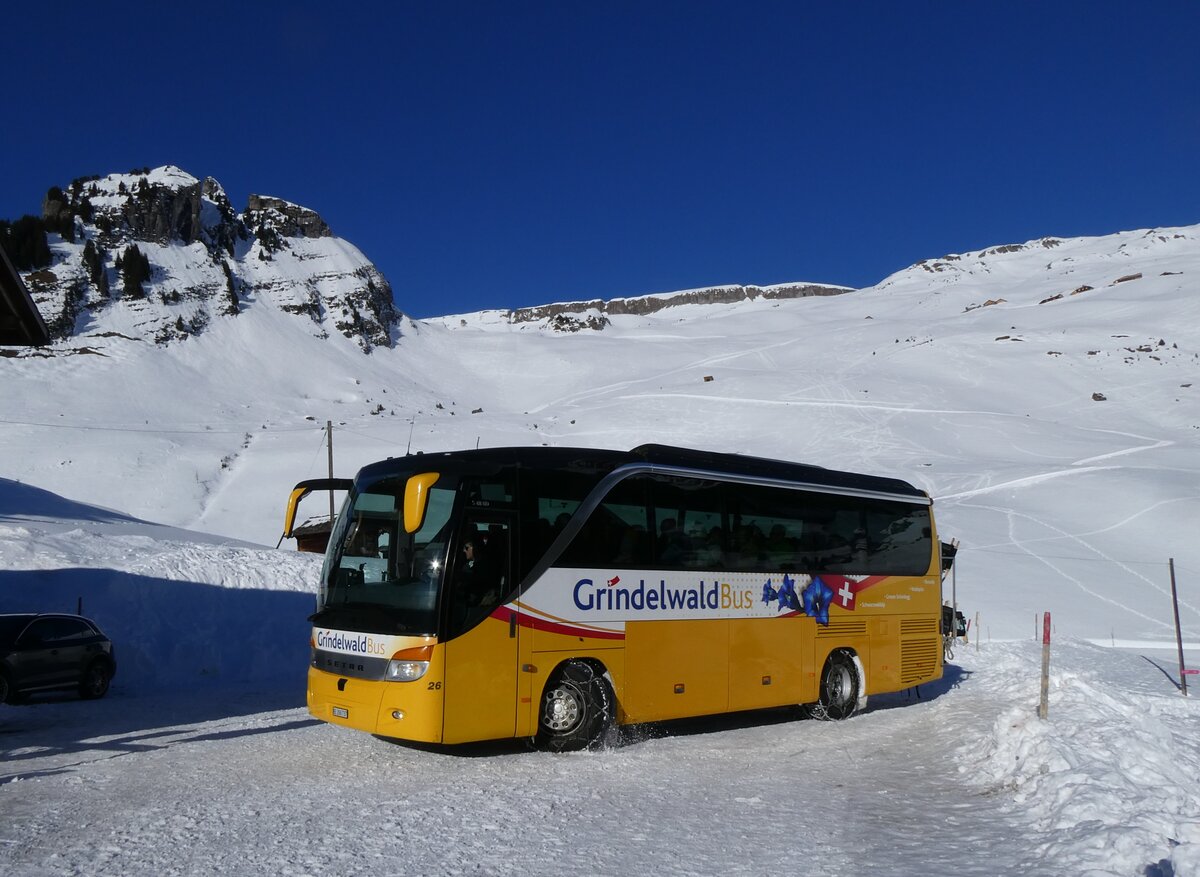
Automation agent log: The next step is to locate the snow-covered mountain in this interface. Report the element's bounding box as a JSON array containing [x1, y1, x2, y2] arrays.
[[15, 166, 398, 351], [2, 169, 1198, 644], [8, 165, 851, 349], [2, 182, 1199, 874]]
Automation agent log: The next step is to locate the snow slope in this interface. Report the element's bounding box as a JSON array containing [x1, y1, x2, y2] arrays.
[[2, 223, 1198, 641], [2, 222, 1199, 874]]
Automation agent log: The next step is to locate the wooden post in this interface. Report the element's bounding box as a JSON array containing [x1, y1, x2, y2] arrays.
[[326, 420, 335, 525], [1169, 559, 1188, 697], [1038, 612, 1051, 719], [975, 611, 980, 653]]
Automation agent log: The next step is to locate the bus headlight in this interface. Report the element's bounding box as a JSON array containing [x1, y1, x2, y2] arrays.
[[385, 659, 430, 682], [385, 644, 434, 682]]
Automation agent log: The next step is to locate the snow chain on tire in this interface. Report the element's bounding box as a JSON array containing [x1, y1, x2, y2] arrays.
[[535, 660, 614, 752]]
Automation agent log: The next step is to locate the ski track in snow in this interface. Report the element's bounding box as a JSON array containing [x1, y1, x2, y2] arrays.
[[962, 501, 1198, 627], [937, 466, 1116, 502], [1071, 438, 1174, 467], [997, 504, 1170, 629]]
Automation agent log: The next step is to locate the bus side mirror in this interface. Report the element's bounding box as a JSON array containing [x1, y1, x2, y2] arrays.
[[283, 478, 353, 539], [283, 485, 310, 539], [404, 473, 440, 534]]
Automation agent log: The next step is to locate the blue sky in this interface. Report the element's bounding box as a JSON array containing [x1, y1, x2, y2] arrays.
[[3, 2, 1197, 318]]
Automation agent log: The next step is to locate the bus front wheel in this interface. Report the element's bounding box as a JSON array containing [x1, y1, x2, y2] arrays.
[[808, 650, 865, 721], [535, 660, 614, 752]]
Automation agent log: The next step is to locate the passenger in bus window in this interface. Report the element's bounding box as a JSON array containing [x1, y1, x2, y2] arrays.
[[693, 527, 724, 568], [798, 519, 844, 570], [766, 525, 794, 568], [658, 518, 690, 565], [733, 524, 767, 571], [852, 528, 870, 567], [614, 526, 647, 565]]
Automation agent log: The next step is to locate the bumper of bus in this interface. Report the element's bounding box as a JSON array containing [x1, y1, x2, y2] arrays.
[[307, 660, 446, 743]]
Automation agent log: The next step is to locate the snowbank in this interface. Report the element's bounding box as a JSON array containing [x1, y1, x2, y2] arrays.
[[957, 640, 1200, 876], [0, 481, 321, 690]]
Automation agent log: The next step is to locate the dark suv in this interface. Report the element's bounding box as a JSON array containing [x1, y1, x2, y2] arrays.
[[0, 613, 116, 703]]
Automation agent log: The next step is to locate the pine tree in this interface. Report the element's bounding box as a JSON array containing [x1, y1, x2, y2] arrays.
[[0, 215, 53, 271], [221, 261, 240, 315], [120, 244, 151, 299], [82, 239, 109, 297]]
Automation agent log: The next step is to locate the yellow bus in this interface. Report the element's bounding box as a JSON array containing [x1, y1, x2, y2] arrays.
[[283, 444, 944, 751]]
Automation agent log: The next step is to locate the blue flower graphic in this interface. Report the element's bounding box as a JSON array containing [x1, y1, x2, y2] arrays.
[[762, 575, 801, 613], [777, 574, 800, 612], [801, 576, 833, 626]]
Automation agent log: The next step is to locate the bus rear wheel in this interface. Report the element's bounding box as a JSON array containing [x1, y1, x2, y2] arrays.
[[808, 650, 863, 721], [535, 660, 613, 752]]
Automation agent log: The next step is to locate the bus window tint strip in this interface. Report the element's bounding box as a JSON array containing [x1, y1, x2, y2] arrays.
[[555, 473, 931, 576]]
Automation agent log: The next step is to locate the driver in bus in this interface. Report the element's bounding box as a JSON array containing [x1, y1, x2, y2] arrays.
[[458, 539, 499, 606]]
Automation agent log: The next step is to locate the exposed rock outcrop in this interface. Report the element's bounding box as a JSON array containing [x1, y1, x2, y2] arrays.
[[19, 166, 398, 352], [509, 282, 851, 330]]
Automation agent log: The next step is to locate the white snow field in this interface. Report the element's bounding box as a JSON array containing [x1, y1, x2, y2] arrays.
[[2, 222, 1199, 874], [0, 504, 1196, 876]]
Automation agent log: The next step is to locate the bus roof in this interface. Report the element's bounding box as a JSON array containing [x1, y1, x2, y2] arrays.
[[356, 444, 928, 502]]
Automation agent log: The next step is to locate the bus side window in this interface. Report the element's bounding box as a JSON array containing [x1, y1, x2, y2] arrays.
[[649, 475, 721, 570], [863, 503, 932, 575], [556, 475, 650, 568]]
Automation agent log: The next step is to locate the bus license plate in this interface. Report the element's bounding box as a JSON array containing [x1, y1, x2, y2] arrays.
[[332, 707, 349, 719]]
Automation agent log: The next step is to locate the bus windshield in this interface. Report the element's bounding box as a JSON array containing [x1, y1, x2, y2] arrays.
[[313, 473, 458, 636]]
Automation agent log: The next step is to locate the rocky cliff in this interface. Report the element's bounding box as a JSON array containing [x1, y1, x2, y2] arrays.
[[9, 165, 856, 349], [19, 166, 398, 352], [506, 281, 852, 330]]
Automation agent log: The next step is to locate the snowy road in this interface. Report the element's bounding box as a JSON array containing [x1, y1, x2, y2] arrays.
[[5, 642, 1195, 876]]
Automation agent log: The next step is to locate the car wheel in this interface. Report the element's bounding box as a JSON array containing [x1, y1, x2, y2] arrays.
[[79, 661, 111, 700]]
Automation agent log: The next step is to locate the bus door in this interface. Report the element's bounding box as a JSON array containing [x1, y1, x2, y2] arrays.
[[442, 511, 521, 743]]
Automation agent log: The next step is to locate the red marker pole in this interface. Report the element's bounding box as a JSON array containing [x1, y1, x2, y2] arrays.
[[1037, 612, 1051, 719]]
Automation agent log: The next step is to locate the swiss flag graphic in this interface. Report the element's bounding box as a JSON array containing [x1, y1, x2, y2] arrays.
[[823, 576, 885, 611]]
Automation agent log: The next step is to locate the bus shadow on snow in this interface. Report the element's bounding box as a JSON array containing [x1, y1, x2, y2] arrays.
[[374, 662, 973, 757], [627, 662, 971, 746], [0, 567, 317, 777], [866, 660, 972, 710]]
